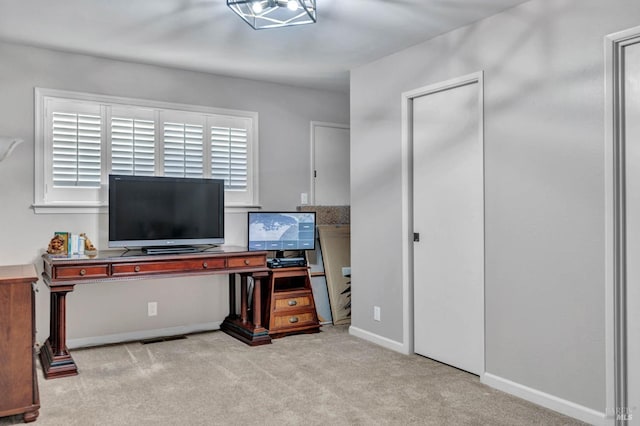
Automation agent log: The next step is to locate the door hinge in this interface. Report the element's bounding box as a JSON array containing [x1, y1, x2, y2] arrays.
[[314, 170, 317, 178], [413, 233, 420, 242]]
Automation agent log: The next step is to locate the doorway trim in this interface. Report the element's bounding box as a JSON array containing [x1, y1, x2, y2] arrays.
[[605, 25, 640, 426], [400, 71, 484, 359]]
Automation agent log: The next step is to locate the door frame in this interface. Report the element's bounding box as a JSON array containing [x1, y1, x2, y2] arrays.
[[605, 25, 640, 425], [400, 71, 485, 368], [309, 121, 350, 205]]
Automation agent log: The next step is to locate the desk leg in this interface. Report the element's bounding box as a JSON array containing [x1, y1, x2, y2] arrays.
[[39, 288, 78, 379], [228, 274, 236, 316], [220, 272, 271, 346]]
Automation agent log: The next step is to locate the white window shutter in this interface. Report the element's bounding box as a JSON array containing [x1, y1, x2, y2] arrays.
[[211, 126, 248, 191], [163, 121, 204, 178], [51, 112, 101, 187], [111, 113, 155, 176]]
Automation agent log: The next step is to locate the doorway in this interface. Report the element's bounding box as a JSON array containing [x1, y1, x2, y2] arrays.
[[606, 26, 640, 425], [310, 121, 350, 205], [406, 73, 484, 375]]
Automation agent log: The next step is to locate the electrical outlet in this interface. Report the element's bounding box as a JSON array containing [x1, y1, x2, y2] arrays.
[[148, 302, 158, 317], [301, 192, 308, 205], [374, 306, 381, 322]]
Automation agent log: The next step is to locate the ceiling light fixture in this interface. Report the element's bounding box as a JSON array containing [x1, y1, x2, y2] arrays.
[[227, 0, 317, 30]]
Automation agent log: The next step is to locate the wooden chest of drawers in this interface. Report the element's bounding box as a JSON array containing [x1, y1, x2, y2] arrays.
[[263, 267, 320, 338], [0, 264, 40, 422]]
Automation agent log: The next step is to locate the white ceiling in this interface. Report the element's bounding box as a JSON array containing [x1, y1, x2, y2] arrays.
[[0, 0, 529, 93]]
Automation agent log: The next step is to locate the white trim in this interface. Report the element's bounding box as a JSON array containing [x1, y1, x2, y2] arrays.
[[309, 121, 350, 205], [400, 71, 485, 364], [64, 321, 223, 349], [348, 325, 408, 354], [482, 373, 611, 426], [605, 25, 640, 426]]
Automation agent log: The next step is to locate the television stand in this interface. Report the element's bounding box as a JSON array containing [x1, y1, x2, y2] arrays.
[[142, 246, 200, 255]]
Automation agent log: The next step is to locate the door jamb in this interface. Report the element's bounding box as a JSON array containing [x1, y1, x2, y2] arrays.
[[605, 25, 640, 425]]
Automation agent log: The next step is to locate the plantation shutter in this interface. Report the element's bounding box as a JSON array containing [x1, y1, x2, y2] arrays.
[[111, 108, 156, 176], [163, 116, 204, 178], [51, 111, 102, 187], [210, 118, 249, 191]]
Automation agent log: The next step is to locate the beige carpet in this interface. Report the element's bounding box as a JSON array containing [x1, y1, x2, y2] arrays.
[[1, 326, 584, 425]]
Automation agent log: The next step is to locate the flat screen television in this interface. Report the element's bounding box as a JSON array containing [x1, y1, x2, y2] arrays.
[[247, 212, 316, 256], [109, 175, 225, 253]]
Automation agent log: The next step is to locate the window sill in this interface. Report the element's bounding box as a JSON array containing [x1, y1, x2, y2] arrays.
[[32, 203, 263, 214], [32, 203, 108, 214]]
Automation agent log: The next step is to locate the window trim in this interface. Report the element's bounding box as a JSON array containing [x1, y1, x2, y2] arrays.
[[34, 88, 260, 214]]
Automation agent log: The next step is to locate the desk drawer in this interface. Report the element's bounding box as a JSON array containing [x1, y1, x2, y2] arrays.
[[271, 311, 316, 329], [273, 293, 313, 311], [227, 255, 265, 268], [54, 265, 109, 280], [112, 258, 226, 276]]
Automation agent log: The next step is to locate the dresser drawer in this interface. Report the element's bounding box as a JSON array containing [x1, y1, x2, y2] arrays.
[[112, 257, 225, 276], [273, 292, 312, 311], [54, 265, 109, 280], [227, 255, 265, 268], [271, 311, 316, 330]]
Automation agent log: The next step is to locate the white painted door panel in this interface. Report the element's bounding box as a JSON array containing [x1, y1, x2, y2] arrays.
[[313, 124, 350, 205], [412, 81, 484, 375], [625, 40, 640, 426]]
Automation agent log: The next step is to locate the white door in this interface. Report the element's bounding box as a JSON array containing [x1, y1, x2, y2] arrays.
[[311, 122, 350, 205], [412, 77, 484, 375], [625, 39, 640, 426]]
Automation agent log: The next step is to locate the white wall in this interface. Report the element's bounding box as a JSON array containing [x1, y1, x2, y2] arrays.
[[0, 41, 348, 346], [350, 0, 640, 418]]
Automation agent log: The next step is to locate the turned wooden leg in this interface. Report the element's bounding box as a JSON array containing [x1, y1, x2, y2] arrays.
[[228, 274, 236, 317], [240, 275, 248, 324], [252, 275, 262, 328], [39, 287, 78, 379]]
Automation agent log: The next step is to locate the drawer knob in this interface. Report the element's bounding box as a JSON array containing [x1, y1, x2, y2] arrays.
[[203, 262, 208, 269], [79, 269, 86, 276], [288, 300, 297, 306], [289, 316, 299, 324], [244, 259, 250, 265], [134, 266, 141, 273]]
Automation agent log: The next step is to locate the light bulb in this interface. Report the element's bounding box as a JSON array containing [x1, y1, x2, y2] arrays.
[[252, 1, 263, 13], [287, 0, 298, 11]]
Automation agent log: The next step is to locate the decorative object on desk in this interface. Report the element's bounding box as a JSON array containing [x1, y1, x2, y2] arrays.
[[0, 137, 23, 163], [47, 232, 68, 255], [80, 233, 97, 255]]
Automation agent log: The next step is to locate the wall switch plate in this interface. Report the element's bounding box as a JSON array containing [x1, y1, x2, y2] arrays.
[[301, 192, 308, 205], [374, 306, 381, 321], [148, 302, 158, 317]]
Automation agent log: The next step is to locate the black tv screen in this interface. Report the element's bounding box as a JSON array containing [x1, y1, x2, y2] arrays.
[[247, 212, 316, 252], [109, 175, 225, 249]]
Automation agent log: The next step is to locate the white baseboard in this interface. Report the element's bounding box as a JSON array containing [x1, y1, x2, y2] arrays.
[[66, 321, 222, 349], [349, 325, 408, 354], [481, 372, 612, 426]]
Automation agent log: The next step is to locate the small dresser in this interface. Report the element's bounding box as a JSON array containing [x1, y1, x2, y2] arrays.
[[0, 264, 40, 423], [263, 266, 320, 338]]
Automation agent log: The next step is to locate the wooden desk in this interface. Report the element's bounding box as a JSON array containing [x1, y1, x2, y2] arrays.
[[40, 247, 270, 379]]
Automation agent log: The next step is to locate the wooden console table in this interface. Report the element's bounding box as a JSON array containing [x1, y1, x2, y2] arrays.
[[40, 247, 270, 379]]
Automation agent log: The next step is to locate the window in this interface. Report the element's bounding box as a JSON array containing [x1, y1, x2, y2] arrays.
[[35, 88, 259, 213]]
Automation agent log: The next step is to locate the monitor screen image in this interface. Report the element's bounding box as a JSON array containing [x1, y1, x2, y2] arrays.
[[247, 212, 316, 252]]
